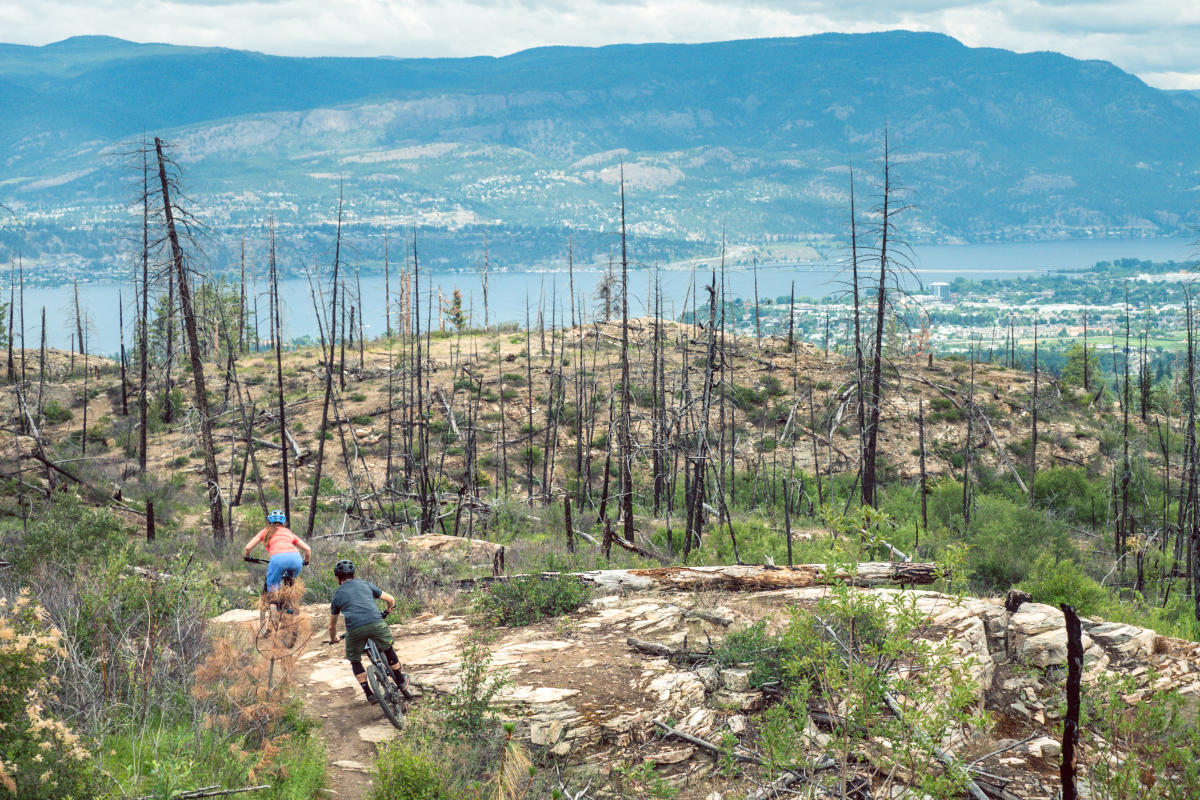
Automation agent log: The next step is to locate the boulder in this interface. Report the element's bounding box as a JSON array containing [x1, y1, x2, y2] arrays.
[[648, 671, 707, 710], [1026, 735, 1062, 760], [719, 667, 754, 692], [1086, 622, 1157, 660], [695, 665, 722, 692], [712, 689, 765, 712], [1007, 603, 1098, 668]]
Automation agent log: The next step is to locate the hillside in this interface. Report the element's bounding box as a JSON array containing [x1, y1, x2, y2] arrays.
[[2, 31, 1199, 275], [3, 317, 1199, 798], [0, 324, 1129, 541]]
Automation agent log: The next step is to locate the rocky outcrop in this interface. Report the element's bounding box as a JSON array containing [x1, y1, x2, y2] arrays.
[[213, 582, 1200, 799]]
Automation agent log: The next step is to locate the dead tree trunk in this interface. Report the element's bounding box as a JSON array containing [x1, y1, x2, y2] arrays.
[[1060, 604, 1082, 800], [1031, 316, 1039, 503], [619, 169, 635, 544], [919, 396, 928, 531], [119, 290, 128, 416], [962, 342, 976, 523], [270, 225, 290, 522], [863, 132, 894, 508], [154, 137, 226, 541]]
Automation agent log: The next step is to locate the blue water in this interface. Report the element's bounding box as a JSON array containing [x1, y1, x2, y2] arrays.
[[14, 237, 1197, 357]]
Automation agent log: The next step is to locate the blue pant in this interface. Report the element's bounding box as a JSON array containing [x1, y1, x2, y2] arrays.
[[265, 551, 304, 592]]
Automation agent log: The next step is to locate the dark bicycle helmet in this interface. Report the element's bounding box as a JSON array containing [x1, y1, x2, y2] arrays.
[[334, 559, 356, 578], [267, 509, 286, 525]]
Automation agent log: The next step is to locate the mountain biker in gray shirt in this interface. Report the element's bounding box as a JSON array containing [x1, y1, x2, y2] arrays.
[[327, 559, 414, 705]]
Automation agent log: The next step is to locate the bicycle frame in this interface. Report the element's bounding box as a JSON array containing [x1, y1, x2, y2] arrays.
[[362, 636, 406, 728]]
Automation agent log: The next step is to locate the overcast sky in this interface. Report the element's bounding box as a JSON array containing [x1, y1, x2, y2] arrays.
[[1, 0, 1197, 89]]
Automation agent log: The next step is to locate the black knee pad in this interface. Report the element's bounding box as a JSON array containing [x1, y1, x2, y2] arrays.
[[383, 646, 399, 664], [350, 660, 365, 675]]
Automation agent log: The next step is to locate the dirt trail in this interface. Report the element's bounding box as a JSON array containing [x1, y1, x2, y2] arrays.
[[213, 607, 413, 800]]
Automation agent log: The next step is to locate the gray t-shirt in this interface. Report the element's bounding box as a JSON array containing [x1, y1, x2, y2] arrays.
[[330, 579, 384, 631]]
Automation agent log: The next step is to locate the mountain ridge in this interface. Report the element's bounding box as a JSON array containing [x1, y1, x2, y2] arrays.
[[1, 30, 1197, 275]]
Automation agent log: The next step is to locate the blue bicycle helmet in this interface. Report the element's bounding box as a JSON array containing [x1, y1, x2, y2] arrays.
[[267, 509, 286, 525]]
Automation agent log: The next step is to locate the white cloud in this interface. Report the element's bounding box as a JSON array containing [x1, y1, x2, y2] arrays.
[[0, 0, 1196, 88]]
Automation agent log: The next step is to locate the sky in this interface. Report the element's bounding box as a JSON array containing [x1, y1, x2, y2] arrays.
[[0, 0, 1197, 89]]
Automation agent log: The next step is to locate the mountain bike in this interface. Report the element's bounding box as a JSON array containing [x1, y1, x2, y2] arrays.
[[335, 611, 411, 730], [244, 556, 310, 654]]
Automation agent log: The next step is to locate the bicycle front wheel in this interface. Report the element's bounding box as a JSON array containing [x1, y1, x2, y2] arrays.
[[365, 663, 405, 729]]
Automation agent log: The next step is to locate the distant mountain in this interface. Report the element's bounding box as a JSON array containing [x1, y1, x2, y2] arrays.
[[1, 32, 1198, 279]]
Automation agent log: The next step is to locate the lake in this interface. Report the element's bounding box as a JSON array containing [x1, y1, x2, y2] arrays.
[[12, 236, 1197, 357]]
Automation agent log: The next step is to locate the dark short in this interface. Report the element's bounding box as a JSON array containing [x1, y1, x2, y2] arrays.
[[344, 619, 393, 663]]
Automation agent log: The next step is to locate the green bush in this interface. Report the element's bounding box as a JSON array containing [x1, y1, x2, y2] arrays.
[[714, 620, 800, 689], [1083, 678, 1200, 798], [441, 636, 508, 736], [370, 742, 452, 800], [747, 586, 985, 798], [923, 480, 1077, 592], [472, 574, 592, 627], [3, 494, 132, 578], [761, 375, 787, 397], [520, 445, 542, 469], [728, 383, 765, 412], [1019, 554, 1109, 617], [41, 399, 73, 423], [1033, 466, 1107, 526]]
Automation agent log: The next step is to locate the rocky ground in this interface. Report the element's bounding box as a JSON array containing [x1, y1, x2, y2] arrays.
[[212, 544, 1200, 799]]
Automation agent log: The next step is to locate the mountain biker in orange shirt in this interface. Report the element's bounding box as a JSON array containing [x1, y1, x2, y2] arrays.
[[243, 509, 312, 635]]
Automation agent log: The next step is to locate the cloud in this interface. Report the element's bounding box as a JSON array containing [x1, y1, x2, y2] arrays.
[[0, 0, 1196, 88]]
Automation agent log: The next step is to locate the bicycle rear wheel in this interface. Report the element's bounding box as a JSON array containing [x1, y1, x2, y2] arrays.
[[365, 661, 405, 729]]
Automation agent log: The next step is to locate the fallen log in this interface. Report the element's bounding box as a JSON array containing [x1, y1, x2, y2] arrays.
[[583, 562, 940, 593], [626, 636, 713, 664], [455, 563, 940, 593]]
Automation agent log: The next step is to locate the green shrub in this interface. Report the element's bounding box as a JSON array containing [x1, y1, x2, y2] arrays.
[[714, 620, 800, 689], [761, 375, 787, 397], [749, 586, 985, 798], [926, 482, 1077, 592], [1083, 677, 1200, 798], [3, 494, 132, 578], [472, 574, 592, 627], [370, 742, 452, 800], [520, 445, 542, 469], [41, 399, 73, 423], [728, 383, 765, 412], [442, 637, 507, 736], [1033, 466, 1107, 526], [1019, 554, 1109, 617]]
